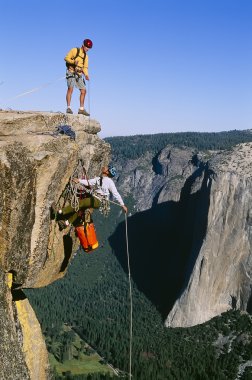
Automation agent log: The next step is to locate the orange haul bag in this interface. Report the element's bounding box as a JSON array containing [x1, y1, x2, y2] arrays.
[[75, 222, 99, 253]]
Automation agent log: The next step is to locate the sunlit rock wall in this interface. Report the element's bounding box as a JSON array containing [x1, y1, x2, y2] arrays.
[[0, 110, 110, 379]]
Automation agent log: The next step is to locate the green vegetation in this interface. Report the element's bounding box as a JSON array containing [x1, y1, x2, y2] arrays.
[[49, 353, 113, 377], [47, 326, 114, 378], [105, 130, 252, 160]]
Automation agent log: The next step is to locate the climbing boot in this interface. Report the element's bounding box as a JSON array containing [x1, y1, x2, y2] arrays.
[[78, 109, 90, 116], [66, 107, 73, 114]]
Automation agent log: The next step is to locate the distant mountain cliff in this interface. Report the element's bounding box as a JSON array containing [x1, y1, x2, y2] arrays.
[[110, 138, 252, 327], [0, 110, 110, 379], [166, 143, 252, 327]]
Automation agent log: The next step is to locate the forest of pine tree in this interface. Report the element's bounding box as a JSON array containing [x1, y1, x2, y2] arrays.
[[105, 130, 252, 160]]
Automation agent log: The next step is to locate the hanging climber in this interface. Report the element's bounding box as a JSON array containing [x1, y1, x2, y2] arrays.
[[51, 165, 127, 230], [64, 38, 93, 116]]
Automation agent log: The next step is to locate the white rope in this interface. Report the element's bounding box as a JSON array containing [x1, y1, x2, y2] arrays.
[[0, 76, 65, 105], [124, 212, 133, 379], [87, 80, 91, 117], [87, 79, 91, 130]]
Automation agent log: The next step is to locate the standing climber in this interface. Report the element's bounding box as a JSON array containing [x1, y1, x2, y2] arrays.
[[51, 165, 128, 230], [64, 38, 93, 115]]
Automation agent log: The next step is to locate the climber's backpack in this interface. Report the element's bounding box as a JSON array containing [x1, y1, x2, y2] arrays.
[[54, 125, 76, 140]]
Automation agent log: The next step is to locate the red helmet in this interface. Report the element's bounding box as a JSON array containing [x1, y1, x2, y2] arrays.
[[83, 39, 93, 48]]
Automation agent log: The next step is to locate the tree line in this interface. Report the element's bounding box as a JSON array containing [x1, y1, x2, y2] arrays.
[[105, 130, 252, 160]]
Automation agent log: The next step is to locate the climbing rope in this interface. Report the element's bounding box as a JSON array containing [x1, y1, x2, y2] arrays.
[[94, 195, 133, 378], [124, 212, 133, 379], [87, 80, 91, 116], [0, 76, 65, 105], [97, 197, 133, 377], [87, 80, 91, 128]]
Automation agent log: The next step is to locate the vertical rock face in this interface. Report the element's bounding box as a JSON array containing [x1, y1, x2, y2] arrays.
[[15, 296, 50, 380], [116, 146, 199, 211], [114, 142, 252, 327], [165, 143, 252, 327], [0, 111, 110, 379], [0, 271, 30, 380]]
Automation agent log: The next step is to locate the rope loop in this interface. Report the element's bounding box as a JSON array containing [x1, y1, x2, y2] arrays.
[[69, 159, 87, 211]]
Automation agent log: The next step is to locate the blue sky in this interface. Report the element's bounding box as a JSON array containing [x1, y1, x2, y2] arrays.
[[0, 0, 251, 137]]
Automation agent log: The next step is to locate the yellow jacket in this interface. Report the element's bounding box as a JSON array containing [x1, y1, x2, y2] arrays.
[[64, 47, 89, 77]]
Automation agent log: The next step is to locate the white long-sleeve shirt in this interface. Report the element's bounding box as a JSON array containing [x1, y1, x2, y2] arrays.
[[79, 176, 125, 206]]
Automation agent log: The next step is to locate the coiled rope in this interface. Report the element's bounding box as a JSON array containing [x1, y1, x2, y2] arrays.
[[67, 160, 87, 212]]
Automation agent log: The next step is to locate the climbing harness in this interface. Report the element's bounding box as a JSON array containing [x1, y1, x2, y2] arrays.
[[66, 68, 85, 84]]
